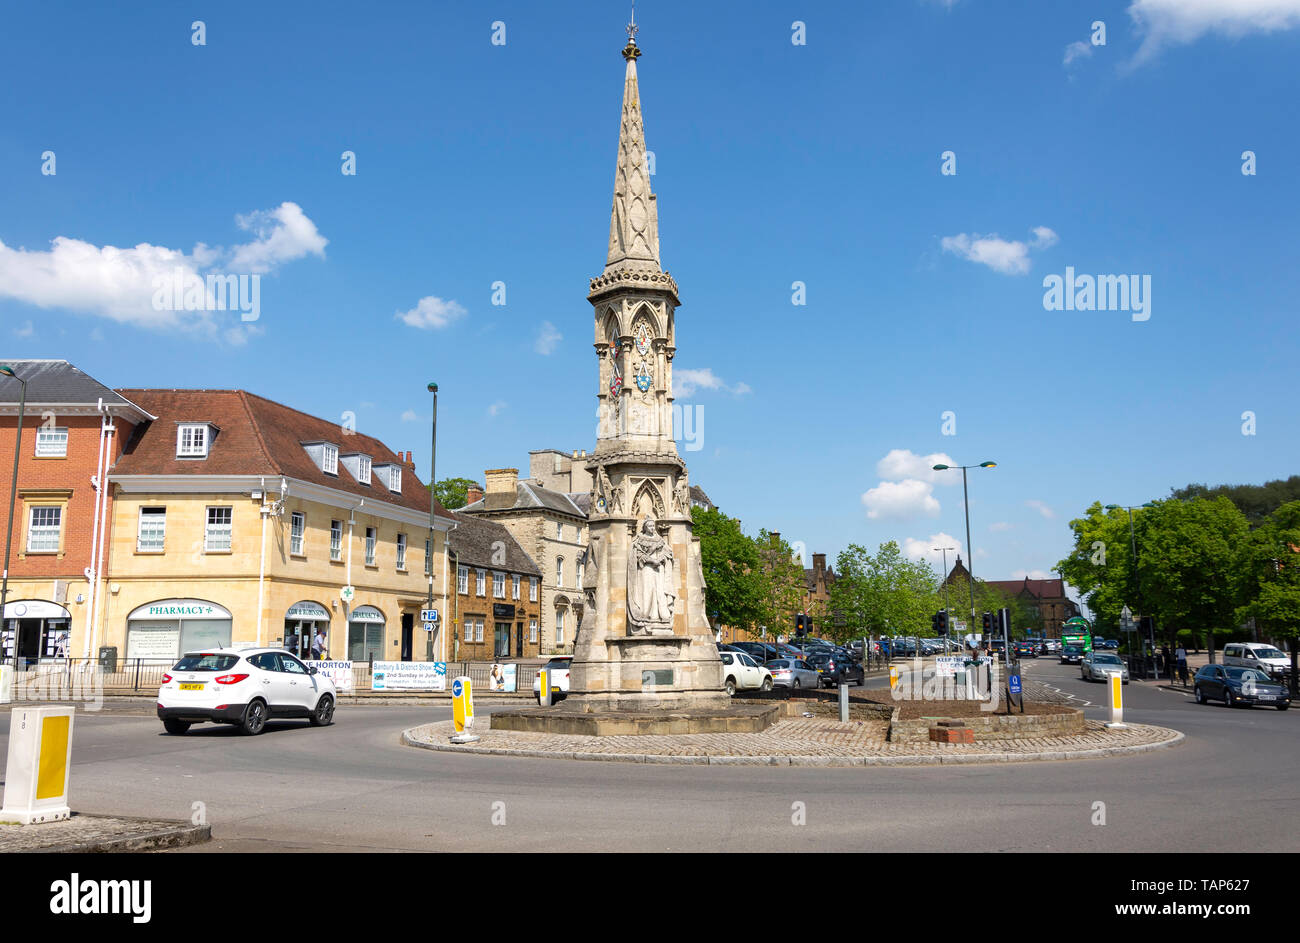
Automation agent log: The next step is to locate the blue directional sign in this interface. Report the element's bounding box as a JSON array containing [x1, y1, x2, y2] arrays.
[[452, 678, 464, 698], [1009, 674, 1022, 695]]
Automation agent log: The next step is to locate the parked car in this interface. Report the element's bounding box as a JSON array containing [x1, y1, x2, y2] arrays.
[[806, 651, 865, 687], [1060, 645, 1085, 665], [765, 658, 821, 690], [1193, 664, 1290, 710], [1013, 641, 1038, 658], [1093, 638, 1118, 650], [533, 655, 573, 703], [1044, 639, 1062, 653], [1222, 642, 1292, 681], [720, 651, 773, 695], [1081, 651, 1129, 684], [732, 641, 778, 664], [157, 648, 337, 735]]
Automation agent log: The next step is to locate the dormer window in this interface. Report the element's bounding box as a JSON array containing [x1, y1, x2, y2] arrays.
[[389, 465, 401, 493], [177, 424, 213, 458], [302, 441, 341, 475], [341, 453, 372, 485]]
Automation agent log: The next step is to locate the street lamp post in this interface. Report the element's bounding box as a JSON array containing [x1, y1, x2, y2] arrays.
[[1105, 502, 1155, 674], [933, 462, 997, 647], [427, 382, 438, 660], [1, 365, 29, 669]]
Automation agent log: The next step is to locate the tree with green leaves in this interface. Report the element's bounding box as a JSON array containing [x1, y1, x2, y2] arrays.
[[1136, 496, 1251, 658], [1056, 502, 1140, 636], [431, 477, 480, 510], [755, 529, 806, 640], [825, 541, 939, 643], [1235, 500, 1300, 695], [690, 507, 765, 634]]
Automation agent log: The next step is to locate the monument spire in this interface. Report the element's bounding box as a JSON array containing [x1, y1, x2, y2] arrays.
[[605, 12, 660, 274]]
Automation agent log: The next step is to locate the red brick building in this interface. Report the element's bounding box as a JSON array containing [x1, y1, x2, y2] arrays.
[[0, 361, 152, 662]]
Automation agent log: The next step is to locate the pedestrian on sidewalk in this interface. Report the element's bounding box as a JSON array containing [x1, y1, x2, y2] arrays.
[[1175, 644, 1188, 685]]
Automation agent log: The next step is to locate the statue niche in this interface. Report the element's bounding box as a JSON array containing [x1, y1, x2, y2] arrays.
[[626, 516, 676, 636]]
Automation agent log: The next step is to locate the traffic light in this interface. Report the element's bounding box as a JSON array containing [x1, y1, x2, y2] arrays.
[[981, 612, 993, 634], [939, 610, 949, 635], [794, 614, 809, 637], [931, 612, 941, 634]]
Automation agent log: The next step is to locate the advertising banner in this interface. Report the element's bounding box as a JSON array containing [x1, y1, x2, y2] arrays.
[[488, 663, 517, 692], [313, 660, 355, 693], [371, 661, 447, 691]]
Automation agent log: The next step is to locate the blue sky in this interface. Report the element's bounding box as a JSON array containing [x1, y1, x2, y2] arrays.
[[3, 0, 1299, 610]]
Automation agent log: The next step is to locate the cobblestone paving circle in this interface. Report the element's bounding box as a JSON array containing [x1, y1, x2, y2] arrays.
[[403, 716, 1183, 767]]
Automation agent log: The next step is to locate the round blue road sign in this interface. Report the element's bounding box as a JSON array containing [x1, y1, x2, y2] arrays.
[[452, 678, 463, 697]]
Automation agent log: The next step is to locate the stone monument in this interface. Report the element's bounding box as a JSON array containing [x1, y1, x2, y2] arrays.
[[561, 16, 729, 712]]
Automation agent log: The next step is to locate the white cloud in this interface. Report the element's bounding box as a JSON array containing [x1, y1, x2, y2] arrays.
[[488, 401, 507, 417], [675, 367, 751, 397], [400, 409, 419, 422], [876, 449, 958, 484], [396, 296, 467, 330], [940, 226, 1057, 275], [862, 479, 941, 520], [226, 202, 328, 274], [1129, 0, 1300, 65], [901, 533, 964, 569], [989, 521, 1013, 532], [1026, 499, 1055, 519], [1012, 568, 1053, 580], [0, 201, 325, 338], [1063, 40, 1093, 65], [534, 320, 562, 355], [13, 320, 34, 338]]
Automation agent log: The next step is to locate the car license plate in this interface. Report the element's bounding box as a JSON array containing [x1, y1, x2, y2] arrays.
[[1259, 695, 1275, 701], [179, 682, 204, 691]]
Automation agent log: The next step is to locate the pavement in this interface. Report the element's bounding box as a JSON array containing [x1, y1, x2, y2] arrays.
[[0, 814, 209, 852]]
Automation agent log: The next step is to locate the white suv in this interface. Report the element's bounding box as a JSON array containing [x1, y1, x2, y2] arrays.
[[533, 655, 573, 704], [157, 648, 337, 736], [719, 651, 773, 696], [1222, 642, 1292, 680]]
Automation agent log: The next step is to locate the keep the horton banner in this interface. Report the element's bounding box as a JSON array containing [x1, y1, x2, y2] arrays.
[[371, 661, 447, 691]]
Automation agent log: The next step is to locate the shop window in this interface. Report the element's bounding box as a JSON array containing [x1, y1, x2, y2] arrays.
[[26, 506, 61, 553], [138, 507, 166, 552], [35, 427, 68, 458], [205, 506, 233, 552]]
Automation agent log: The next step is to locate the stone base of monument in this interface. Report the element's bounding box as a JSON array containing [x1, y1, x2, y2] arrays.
[[488, 702, 779, 737]]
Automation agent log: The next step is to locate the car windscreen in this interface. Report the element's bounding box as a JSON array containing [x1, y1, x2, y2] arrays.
[[1093, 655, 1122, 664], [807, 654, 832, 664], [546, 659, 572, 669], [1226, 667, 1272, 682], [173, 654, 239, 672], [1252, 648, 1285, 659]]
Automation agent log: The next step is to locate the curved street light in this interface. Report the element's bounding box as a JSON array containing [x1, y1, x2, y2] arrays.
[[932, 461, 997, 643], [0, 364, 29, 665]]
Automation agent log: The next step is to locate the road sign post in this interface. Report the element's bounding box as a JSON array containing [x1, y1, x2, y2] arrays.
[[1105, 673, 1127, 728], [450, 676, 479, 743]]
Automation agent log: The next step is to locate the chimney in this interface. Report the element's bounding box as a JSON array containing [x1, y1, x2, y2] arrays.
[[466, 483, 484, 505], [484, 468, 519, 495], [813, 553, 826, 580]]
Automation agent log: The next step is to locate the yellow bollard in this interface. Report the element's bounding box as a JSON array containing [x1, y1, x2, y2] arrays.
[[450, 676, 479, 743], [889, 666, 899, 689], [2, 706, 75, 824], [1105, 672, 1127, 728]]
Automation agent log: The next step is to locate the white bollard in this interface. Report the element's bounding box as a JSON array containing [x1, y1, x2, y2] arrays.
[[539, 667, 551, 707], [1105, 673, 1127, 728], [2, 705, 75, 824], [0, 665, 12, 704]]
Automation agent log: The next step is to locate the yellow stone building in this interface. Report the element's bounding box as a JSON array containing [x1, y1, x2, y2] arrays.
[[89, 389, 456, 664]]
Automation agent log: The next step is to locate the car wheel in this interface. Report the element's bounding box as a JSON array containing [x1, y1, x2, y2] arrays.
[[792, 679, 801, 690], [761, 677, 773, 692], [1224, 689, 1236, 708], [309, 694, 334, 727], [1277, 703, 1289, 711], [163, 718, 190, 735], [239, 699, 268, 735], [725, 677, 737, 696], [1195, 686, 1206, 704]]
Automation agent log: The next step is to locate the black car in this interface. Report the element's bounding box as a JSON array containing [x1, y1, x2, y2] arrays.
[[1013, 641, 1038, 658], [732, 641, 778, 663], [806, 651, 865, 686], [1060, 645, 1085, 665], [1194, 665, 1290, 710]]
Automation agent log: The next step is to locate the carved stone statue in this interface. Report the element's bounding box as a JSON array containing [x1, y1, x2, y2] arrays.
[[627, 516, 676, 635], [673, 476, 690, 515]]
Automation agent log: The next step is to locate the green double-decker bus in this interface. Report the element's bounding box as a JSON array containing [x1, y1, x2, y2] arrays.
[[1061, 616, 1092, 653]]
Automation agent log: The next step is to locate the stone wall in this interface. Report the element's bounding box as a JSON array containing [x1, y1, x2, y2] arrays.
[[888, 707, 1085, 743]]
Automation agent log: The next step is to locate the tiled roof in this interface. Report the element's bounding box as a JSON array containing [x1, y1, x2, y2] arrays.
[[447, 511, 541, 576], [111, 389, 454, 520], [461, 480, 587, 519], [0, 360, 152, 417], [986, 577, 1068, 599]]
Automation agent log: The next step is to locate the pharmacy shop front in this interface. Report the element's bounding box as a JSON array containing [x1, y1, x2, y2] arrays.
[[125, 599, 233, 661]]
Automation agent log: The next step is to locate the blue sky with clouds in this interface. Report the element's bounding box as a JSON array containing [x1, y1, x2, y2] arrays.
[[3, 1, 1299, 609]]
